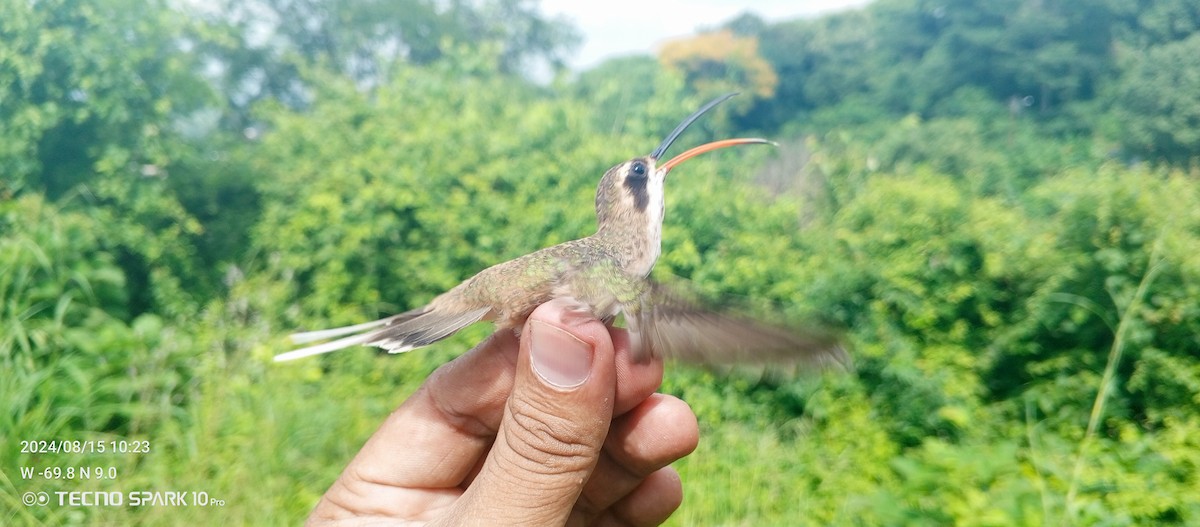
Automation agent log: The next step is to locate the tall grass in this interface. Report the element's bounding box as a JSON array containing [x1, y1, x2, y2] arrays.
[[1063, 235, 1166, 523]]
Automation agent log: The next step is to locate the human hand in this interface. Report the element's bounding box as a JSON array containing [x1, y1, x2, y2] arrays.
[[306, 297, 701, 526]]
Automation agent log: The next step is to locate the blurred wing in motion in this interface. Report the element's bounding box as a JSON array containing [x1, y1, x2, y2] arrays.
[[627, 281, 851, 372]]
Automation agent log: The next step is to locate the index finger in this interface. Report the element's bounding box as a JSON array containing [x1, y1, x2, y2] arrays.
[[307, 329, 522, 523]]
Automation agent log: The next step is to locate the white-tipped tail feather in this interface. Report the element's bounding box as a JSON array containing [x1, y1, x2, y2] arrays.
[[273, 332, 376, 362], [287, 319, 391, 344], [366, 307, 490, 352], [273, 306, 491, 362]]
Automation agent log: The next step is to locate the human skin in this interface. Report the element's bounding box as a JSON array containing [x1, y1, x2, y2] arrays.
[[306, 297, 701, 526]]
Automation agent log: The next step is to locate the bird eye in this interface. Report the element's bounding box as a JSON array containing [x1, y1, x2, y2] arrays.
[[631, 161, 647, 177]]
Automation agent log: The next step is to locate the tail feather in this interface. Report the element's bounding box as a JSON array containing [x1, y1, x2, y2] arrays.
[[368, 307, 491, 352], [273, 332, 376, 362], [288, 319, 392, 344], [273, 306, 490, 362]]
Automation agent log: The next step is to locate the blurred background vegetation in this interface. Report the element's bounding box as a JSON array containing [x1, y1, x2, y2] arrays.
[[3, 0, 1199, 524]]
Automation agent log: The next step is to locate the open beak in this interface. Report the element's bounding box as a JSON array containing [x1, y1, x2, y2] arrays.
[[660, 137, 774, 172], [649, 92, 774, 173]]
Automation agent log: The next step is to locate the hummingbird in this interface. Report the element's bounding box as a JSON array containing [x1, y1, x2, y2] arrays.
[[274, 93, 849, 370]]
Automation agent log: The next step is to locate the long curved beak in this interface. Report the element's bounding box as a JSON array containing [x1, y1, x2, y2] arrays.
[[650, 93, 738, 161], [649, 93, 773, 172], [660, 138, 775, 173]]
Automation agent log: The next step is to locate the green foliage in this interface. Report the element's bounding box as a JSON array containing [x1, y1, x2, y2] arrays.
[[0, 0, 210, 195], [191, 0, 579, 125], [727, 0, 1133, 131], [569, 58, 708, 144], [1111, 34, 1200, 164], [0, 196, 191, 431], [0, 196, 198, 523], [1016, 168, 1200, 431], [723, 0, 1200, 170], [0, 0, 231, 314], [1122, 0, 1200, 46], [730, 10, 879, 130], [251, 68, 603, 327]]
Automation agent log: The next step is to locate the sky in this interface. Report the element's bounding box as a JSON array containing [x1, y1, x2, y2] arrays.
[[539, 0, 874, 70]]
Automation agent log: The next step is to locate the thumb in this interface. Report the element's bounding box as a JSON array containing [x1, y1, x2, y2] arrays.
[[445, 298, 616, 526]]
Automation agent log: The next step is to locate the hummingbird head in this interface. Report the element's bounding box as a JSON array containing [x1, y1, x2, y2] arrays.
[[594, 155, 661, 228], [594, 93, 773, 276]]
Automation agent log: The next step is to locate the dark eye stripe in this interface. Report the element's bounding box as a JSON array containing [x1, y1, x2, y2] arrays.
[[624, 161, 649, 212]]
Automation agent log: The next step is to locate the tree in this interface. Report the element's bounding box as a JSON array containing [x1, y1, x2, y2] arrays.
[[191, 0, 579, 127], [0, 0, 223, 314], [0, 0, 210, 196], [1112, 34, 1200, 164], [877, 0, 1123, 114], [659, 29, 779, 126], [729, 9, 881, 131], [1122, 0, 1200, 47]]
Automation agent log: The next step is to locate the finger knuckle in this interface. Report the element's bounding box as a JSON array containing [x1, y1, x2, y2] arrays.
[[505, 395, 599, 475]]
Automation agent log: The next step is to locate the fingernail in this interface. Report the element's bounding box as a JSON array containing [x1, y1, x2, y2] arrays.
[[530, 320, 593, 389]]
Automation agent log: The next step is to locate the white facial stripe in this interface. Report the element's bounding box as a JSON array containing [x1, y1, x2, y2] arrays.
[[626, 168, 665, 277]]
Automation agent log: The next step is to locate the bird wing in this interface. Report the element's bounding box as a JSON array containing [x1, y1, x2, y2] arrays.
[[626, 281, 851, 372]]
